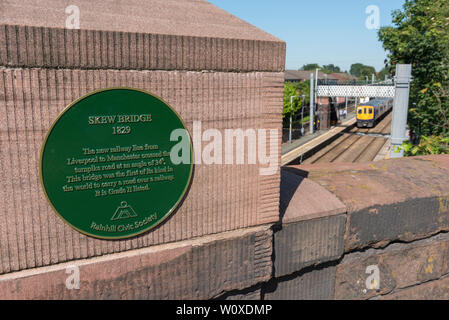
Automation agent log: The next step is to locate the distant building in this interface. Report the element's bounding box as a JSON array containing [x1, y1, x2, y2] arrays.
[[284, 70, 339, 83], [285, 70, 355, 126], [285, 70, 356, 83], [329, 72, 357, 82]]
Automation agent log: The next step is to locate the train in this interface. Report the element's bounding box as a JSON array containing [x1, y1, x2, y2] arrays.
[[356, 98, 393, 128]]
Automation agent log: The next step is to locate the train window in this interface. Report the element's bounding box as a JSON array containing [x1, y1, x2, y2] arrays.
[[364, 108, 367, 114], [358, 108, 362, 114], [369, 109, 373, 114]]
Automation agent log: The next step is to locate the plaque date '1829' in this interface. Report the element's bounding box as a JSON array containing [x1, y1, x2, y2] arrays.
[[40, 88, 193, 239]]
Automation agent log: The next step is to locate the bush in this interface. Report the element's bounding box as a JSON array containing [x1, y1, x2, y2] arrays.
[[399, 135, 449, 156]]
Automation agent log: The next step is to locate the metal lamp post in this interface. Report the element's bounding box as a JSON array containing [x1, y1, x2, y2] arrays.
[[314, 68, 318, 125], [310, 73, 315, 134], [300, 94, 306, 136], [345, 96, 348, 118], [289, 95, 298, 143]]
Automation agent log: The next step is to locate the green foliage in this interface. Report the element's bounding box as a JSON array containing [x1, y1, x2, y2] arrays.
[[400, 135, 449, 156], [378, 0, 449, 136], [301, 63, 342, 75], [377, 67, 391, 80], [322, 64, 341, 74], [283, 81, 310, 118], [283, 83, 301, 118], [300, 63, 341, 74], [301, 63, 320, 71], [297, 115, 310, 125], [349, 63, 377, 80]]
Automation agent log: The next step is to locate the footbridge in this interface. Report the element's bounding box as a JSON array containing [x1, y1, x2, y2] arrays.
[[316, 80, 395, 98]]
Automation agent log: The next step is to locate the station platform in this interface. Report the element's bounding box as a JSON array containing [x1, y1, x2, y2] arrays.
[[281, 113, 357, 165], [281, 110, 392, 166]]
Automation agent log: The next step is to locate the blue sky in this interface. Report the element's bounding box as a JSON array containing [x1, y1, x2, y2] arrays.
[[208, 0, 405, 72]]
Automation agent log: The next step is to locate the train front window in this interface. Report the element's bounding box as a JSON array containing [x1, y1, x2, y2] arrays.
[[364, 108, 367, 114]]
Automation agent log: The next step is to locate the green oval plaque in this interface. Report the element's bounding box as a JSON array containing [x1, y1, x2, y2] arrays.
[[40, 88, 193, 239]]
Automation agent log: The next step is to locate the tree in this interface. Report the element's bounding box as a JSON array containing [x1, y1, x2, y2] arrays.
[[301, 63, 342, 74], [294, 81, 310, 106], [349, 63, 364, 77], [283, 83, 300, 118], [283, 82, 310, 118], [301, 63, 320, 71], [322, 64, 341, 74], [377, 67, 391, 81], [350, 63, 376, 80], [378, 0, 449, 136]]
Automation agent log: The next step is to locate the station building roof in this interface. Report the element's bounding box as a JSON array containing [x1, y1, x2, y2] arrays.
[[285, 70, 339, 82]]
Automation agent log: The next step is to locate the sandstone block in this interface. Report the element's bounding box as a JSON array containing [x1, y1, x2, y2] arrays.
[[0, 226, 273, 299], [264, 266, 336, 300], [335, 233, 449, 300], [293, 156, 449, 251]]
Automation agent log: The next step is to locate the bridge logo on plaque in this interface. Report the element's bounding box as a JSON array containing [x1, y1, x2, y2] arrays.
[[40, 88, 193, 239], [111, 201, 138, 221]]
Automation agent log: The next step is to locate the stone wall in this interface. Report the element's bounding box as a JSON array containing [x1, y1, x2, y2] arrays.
[[265, 155, 449, 300], [2, 155, 449, 299]]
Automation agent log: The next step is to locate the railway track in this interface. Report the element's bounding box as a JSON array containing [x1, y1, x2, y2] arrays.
[[299, 112, 392, 165]]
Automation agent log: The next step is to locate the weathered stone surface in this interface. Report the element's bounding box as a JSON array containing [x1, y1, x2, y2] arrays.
[[274, 168, 346, 277], [264, 265, 336, 300], [345, 197, 449, 251], [291, 155, 449, 251], [335, 233, 449, 300], [274, 214, 346, 277], [0, 0, 285, 71], [0, 225, 272, 299], [218, 287, 262, 300], [0, 68, 283, 274], [1, 0, 281, 41], [377, 276, 449, 300], [279, 168, 346, 224]]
